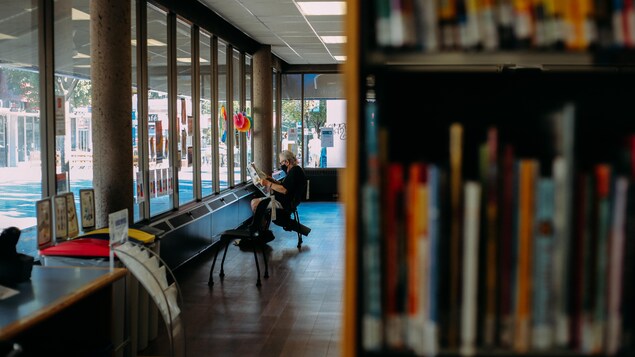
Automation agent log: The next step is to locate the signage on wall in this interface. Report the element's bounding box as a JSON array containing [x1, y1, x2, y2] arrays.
[[321, 128, 334, 147], [287, 127, 297, 141], [55, 96, 65, 136]]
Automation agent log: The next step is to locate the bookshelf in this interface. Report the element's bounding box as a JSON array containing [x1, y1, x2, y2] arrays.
[[343, 1, 635, 357]]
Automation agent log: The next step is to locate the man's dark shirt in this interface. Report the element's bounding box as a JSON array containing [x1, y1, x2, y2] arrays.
[[274, 165, 306, 211]]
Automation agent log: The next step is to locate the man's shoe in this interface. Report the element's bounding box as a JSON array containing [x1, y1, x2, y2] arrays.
[[298, 224, 311, 236]]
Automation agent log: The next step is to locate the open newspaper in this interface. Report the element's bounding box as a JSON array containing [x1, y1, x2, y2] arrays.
[[248, 162, 269, 195]]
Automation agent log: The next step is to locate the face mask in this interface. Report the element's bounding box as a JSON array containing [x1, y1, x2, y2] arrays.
[[280, 164, 288, 172]]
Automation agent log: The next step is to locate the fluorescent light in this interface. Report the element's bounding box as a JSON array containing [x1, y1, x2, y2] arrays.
[[177, 58, 191, 63], [0, 33, 16, 40], [321, 36, 346, 44], [334, 56, 346, 61], [72, 8, 90, 20], [296, 1, 346, 16], [73, 52, 90, 59], [74, 64, 91, 68]]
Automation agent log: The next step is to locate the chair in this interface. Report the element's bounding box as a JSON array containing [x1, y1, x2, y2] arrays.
[[208, 197, 273, 287], [289, 181, 309, 249]]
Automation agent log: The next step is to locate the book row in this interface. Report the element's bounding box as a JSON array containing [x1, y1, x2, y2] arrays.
[[374, 0, 635, 52], [360, 118, 635, 356]]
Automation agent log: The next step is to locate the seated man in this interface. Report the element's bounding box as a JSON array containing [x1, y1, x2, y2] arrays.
[[251, 150, 311, 236]]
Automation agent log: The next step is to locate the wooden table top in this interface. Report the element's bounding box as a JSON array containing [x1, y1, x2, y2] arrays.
[[0, 265, 127, 341]]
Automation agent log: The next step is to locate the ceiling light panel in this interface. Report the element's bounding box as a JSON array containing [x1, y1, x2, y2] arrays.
[[295, 1, 346, 16]]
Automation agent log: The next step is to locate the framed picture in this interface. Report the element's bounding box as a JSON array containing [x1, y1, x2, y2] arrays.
[[79, 188, 96, 230], [36, 198, 53, 249], [54, 195, 68, 241], [65, 192, 79, 238]]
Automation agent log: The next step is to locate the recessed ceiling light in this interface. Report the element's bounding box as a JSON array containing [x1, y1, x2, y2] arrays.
[[296, 1, 346, 16], [334, 56, 346, 61], [72, 8, 90, 20], [321, 36, 346, 44], [0, 33, 17, 40]]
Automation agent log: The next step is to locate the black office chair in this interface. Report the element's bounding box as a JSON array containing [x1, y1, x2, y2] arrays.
[[288, 181, 309, 249], [208, 197, 274, 287]]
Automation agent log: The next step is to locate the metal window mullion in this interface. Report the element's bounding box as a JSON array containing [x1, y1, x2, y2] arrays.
[[138, 0, 150, 220], [192, 26, 201, 201], [168, 12, 178, 208], [226, 45, 234, 188], [211, 36, 219, 194], [39, 0, 56, 197]]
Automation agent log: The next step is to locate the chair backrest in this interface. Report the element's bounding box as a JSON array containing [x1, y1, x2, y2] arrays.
[[249, 197, 272, 235]]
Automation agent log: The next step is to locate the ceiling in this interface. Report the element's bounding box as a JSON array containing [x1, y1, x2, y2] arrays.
[[197, 0, 346, 65]]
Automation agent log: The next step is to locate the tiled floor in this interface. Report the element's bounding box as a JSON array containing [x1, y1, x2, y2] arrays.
[[140, 201, 345, 357]]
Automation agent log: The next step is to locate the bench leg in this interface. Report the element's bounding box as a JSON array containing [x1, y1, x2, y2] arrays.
[[208, 242, 223, 286], [253, 247, 262, 287]]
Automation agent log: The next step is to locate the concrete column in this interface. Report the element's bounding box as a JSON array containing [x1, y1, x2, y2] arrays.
[[253, 45, 273, 173], [90, 0, 133, 227]]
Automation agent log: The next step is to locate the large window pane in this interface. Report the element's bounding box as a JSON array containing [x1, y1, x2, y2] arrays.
[[303, 73, 346, 168], [217, 40, 228, 190], [200, 31, 213, 197], [232, 48, 241, 184], [272, 70, 278, 166], [54, 0, 92, 241], [281, 74, 302, 163], [176, 18, 193, 205], [147, 4, 171, 216], [245, 55, 252, 166], [0, 0, 40, 256], [132, 0, 141, 222]]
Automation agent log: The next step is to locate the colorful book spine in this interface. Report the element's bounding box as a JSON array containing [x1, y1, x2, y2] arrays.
[[448, 122, 464, 348], [514, 158, 538, 353], [606, 177, 628, 355], [483, 127, 498, 347], [426, 164, 441, 357], [385, 162, 406, 349], [460, 181, 481, 357], [406, 162, 429, 355], [498, 144, 516, 348], [531, 177, 555, 350]]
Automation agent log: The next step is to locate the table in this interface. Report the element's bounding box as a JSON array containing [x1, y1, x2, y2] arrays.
[[0, 266, 127, 356]]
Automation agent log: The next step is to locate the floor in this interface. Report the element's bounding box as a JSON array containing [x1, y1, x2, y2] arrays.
[[140, 201, 345, 357]]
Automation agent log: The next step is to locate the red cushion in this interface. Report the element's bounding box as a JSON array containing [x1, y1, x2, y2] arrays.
[[39, 238, 111, 257]]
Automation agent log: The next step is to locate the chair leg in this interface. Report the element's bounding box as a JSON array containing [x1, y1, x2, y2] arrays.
[[219, 240, 230, 278], [253, 246, 262, 287], [208, 242, 222, 286], [294, 210, 302, 249], [261, 244, 269, 279]]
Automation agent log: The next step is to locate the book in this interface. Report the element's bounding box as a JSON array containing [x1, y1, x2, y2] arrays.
[[406, 162, 429, 355], [426, 164, 442, 357], [460, 181, 481, 357], [498, 144, 516, 348], [448, 122, 464, 348], [514, 158, 539, 353], [531, 177, 555, 350]]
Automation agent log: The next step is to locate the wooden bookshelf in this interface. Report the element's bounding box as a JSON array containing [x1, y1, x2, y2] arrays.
[[344, 1, 635, 357]]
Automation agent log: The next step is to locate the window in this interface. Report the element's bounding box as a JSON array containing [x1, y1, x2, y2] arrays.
[[272, 70, 279, 166], [281, 74, 302, 162], [54, 0, 92, 218], [245, 55, 253, 167], [147, 4, 171, 216], [217, 39, 228, 191], [200, 30, 213, 197], [176, 18, 194, 205], [232, 48, 242, 184], [0, 0, 41, 256]]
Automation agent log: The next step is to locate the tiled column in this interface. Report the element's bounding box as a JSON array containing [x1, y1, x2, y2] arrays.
[[253, 45, 273, 173], [90, 0, 133, 227]]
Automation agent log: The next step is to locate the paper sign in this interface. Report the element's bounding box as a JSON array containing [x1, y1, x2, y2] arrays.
[[108, 209, 128, 246], [321, 127, 334, 147], [287, 127, 297, 141], [55, 96, 65, 135]]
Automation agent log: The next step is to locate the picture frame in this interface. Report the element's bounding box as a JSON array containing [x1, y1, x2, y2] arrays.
[[79, 188, 96, 230], [65, 192, 79, 238], [54, 195, 68, 241], [36, 198, 53, 249]]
